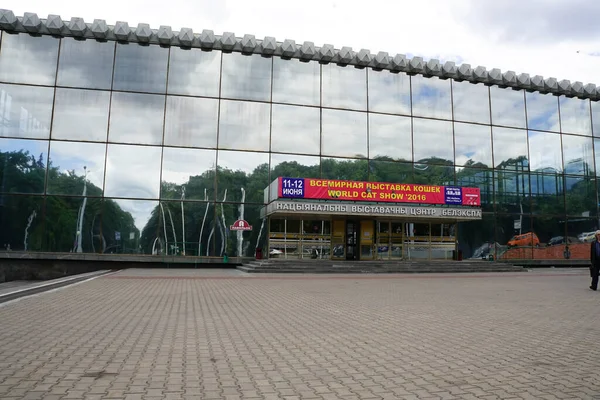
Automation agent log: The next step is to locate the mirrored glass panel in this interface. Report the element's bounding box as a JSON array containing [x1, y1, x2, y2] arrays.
[[528, 131, 562, 173], [368, 114, 411, 162], [44, 195, 103, 253], [490, 86, 526, 128], [0, 137, 48, 194], [495, 213, 533, 260], [104, 144, 162, 199], [164, 96, 218, 148], [592, 101, 600, 137], [113, 43, 169, 93], [103, 198, 158, 254], [167, 47, 221, 97], [322, 64, 367, 111], [530, 216, 564, 259], [562, 134, 594, 176], [57, 38, 115, 90], [411, 75, 452, 120], [52, 88, 110, 142], [216, 150, 270, 203], [0, 84, 54, 139], [368, 160, 413, 184], [368, 69, 410, 115], [526, 92, 559, 132], [0, 33, 59, 85], [559, 96, 592, 135], [321, 109, 367, 158], [272, 58, 320, 106], [413, 163, 454, 185], [595, 138, 600, 177], [270, 104, 320, 155], [412, 118, 453, 164], [452, 81, 490, 124], [221, 52, 272, 102], [567, 219, 597, 261], [530, 172, 564, 214], [47, 141, 106, 196], [161, 147, 216, 201], [454, 122, 492, 168], [270, 153, 320, 185], [492, 127, 529, 170], [456, 167, 494, 212], [321, 157, 368, 181], [218, 100, 270, 152], [218, 204, 265, 257], [108, 92, 165, 145], [0, 195, 44, 251], [494, 169, 530, 214], [565, 175, 595, 216], [457, 214, 495, 260]]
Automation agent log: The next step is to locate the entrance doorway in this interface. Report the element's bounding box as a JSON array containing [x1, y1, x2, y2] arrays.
[[345, 220, 358, 260]]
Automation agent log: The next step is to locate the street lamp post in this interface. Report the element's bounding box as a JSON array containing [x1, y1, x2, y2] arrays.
[[75, 166, 88, 253]]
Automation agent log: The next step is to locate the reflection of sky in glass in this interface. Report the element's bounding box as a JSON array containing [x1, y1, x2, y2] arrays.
[[559, 97, 592, 136], [0, 137, 48, 157], [217, 150, 270, 174], [594, 139, 600, 177], [221, 52, 272, 102], [57, 38, 115, 90], [272, 58, 320, 106], [164, 96, 218, 148], [367, 69, 410, 115], [161, 147, 216, 187], [108, 92, 165, 145], [490, 86, 526, 128], [167, 47, 221, 97], [270, 104, 320, 155], [218, 100, 270, 152], [454, 122, 492, 167], [530, 173, 563, 196], [452, 81, 490, 124], [526, 92, 559, 132], [0, 83, 54, 140], [411, 75, 452, 120], [368, 113, 411, 161], [52, 88, 110, 142], [322, 63, 367, 111], [104, 144, 162, 199], [271, 153, 320, 170], [48, 140, 106, 191], [321, 109, 367, 158], [592, 102, 600, 137], [412, 118, 453, 163], [562, 134, 594, 176], [492, 127, 528, 168], [113, 43, 169, 93], [111, 199, 158, 234], [0, 33, 59, 86], [528, 131, 562, 172]]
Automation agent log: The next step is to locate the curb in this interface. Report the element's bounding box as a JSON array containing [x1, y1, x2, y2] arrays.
[[0, 270, 115, 304]]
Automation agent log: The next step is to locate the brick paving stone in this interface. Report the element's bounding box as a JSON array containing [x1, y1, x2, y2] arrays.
[[1, 268, 600, 399]]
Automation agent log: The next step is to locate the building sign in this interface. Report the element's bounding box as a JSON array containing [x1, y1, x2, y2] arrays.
[[230, 219, 252, 231], [278, 177, 480, 206], [264, 200, 482, 221]]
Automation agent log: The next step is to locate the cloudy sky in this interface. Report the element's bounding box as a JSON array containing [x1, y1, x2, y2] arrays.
[[6, 0, 600, 86]]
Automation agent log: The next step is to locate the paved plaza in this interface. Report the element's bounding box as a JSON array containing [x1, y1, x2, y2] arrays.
[[0, 268, 599, 400]]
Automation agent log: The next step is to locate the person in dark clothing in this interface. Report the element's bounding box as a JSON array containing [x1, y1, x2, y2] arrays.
[[589, 230, 600, 291]]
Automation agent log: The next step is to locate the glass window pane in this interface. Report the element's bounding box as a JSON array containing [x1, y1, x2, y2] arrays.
[[221, 52, 272, 102], [218, 100, 270, 152], [164, 96, 218, 148], [108, 92, 165, 145], [367, 69, 410, 115], [454, 122, 492, 168], [452, 81, 490, 124], [490, 86, 526, 128], [559, 96, 592, 135], [216, 150, 270, 203], [103, 198, 158, 254], [52, 88, 110, 142], [0, 33, 59, 85], [530, 172, 564, 213], [167, 47, 221, 97], [414, 163, 454, 185], [322, 64, 367, 111], [368, 160, 414, 184], [321, 157, 368, 181], [0, 195, 44, 251], [0, 137, 48, 194], [57, 38, 115, 90], [271, 104, 319, 155], [412, 118, 453, 164], [565, 176, 595, 216], [492, 127, 529, 169], [161, 147, 216, 200], [528, 131, 562, 173], [272, 58, 319, 106], [368, 113, 411, 162], [494, 169, 530, 214], [113, 43, 169, 93], [595, 138, 600, 177], [455, 167, 494, 212], [411, 75, 452, 120], [592, 101, 600, 137], [526, 92, 559, 132], [0, 84, 54, 139], [47, 141, 106, 196], [562, 134, 594, 176], [270, 153, 321, 192], [321, 109, 367, 158], [104, 144, 162, 199]]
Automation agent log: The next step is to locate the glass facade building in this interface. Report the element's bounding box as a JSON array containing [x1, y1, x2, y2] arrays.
[[0, 12, 599, 263]]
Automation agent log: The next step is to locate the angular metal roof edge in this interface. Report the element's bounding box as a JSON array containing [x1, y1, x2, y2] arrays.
[[1, 9, 598, 101]]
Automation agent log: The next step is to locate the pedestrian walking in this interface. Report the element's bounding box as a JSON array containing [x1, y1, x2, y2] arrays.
[[589, 230, 600, 291]]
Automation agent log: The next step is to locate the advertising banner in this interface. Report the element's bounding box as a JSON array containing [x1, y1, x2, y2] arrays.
[[277, 177, 481, 206]]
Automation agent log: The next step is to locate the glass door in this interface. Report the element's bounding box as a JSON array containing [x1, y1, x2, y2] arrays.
[[360, 220, 375, 260], [331, 220, 345, 260], [345, 220, 358, 260], [376, 221, 391, 260]]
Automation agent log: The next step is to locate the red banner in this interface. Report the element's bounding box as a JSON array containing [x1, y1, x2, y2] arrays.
[[278, 177, 481, 206]]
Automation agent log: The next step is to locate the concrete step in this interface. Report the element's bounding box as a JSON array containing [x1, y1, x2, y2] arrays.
[[237, 263, 523, 274]]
